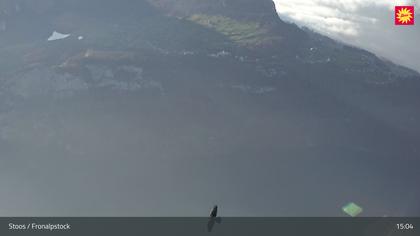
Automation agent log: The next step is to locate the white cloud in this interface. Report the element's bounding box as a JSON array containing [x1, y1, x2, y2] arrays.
[[273, 0, 420, 72], [274, 0, 419, 36]]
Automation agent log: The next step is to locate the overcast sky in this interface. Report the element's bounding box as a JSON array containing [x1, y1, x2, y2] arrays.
[[274, 0, 420, 73]]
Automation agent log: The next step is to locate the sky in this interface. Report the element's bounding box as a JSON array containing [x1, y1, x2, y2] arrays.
[[274, 0, 420, 73]]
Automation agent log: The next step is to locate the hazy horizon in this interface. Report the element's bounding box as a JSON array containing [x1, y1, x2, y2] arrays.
[[274, 0, 420, 73]]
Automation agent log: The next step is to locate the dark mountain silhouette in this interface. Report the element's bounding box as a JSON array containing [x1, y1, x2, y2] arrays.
[[0, 0, 419, 216]]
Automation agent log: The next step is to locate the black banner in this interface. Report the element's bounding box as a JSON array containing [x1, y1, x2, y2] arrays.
[[1, 217, 418, 236]]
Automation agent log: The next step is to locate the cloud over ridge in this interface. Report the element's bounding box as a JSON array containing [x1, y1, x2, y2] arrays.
[[274, 0, 419, 36], [274, 0, 420, 72]]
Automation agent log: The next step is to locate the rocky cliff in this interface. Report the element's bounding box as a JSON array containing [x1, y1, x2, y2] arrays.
[[1, 0, 420, 217]]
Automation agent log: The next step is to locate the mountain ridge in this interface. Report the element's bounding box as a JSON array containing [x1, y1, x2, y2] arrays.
[[1, 0, 420, 217], [0, 0, 419, 84]]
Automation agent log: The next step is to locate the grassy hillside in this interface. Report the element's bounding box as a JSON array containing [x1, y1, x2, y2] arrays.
[[189, 14, 271, 47]]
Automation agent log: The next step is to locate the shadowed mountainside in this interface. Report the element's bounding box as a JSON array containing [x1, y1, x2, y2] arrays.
[[0, 0, 419, 216]]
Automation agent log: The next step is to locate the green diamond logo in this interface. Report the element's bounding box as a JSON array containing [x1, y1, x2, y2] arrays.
[[342, 202, 363, 217]]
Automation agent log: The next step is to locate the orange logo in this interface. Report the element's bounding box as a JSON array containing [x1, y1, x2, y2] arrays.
[[395, 6, 415, 25]]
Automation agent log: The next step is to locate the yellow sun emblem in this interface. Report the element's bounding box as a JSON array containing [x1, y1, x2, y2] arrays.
[[396, 7, 413, 24]]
